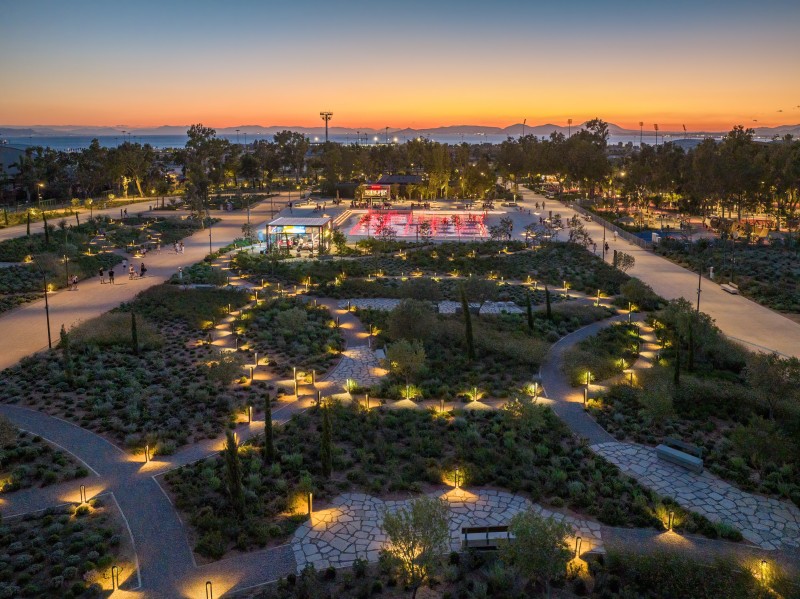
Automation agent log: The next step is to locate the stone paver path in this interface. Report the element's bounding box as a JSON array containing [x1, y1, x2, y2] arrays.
[[323, 345, 387, 388], [292, 489, 602, 572], [592, 442, 800, 551], [337, 298, 523, 314]]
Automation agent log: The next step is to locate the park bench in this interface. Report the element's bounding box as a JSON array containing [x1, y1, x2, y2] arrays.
[[655, 438, 704, 473], [720, 282, 739, 295], [461, 526, 512, 550]]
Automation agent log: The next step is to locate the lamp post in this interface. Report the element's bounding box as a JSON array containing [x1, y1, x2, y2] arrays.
[[208, 225, 212, 255], [639, 121, 643, 146], [320, 111, 333, 143], [567, 118, 573, 138], [206, 580, 213, 599]]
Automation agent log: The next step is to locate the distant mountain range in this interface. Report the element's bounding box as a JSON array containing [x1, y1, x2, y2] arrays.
[[2, 122, 799, 139]]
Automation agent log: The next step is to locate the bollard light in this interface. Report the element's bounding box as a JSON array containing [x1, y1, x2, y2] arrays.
[[316, 390, 321, 406], [111, 565, 119, 589], [454, 467, 460, 488], [311, 369, 316, 385], [365, 393, 370, 410], [575, 536, 582, 557], [440, 398, 445, 413], [249, 366, 254, 381], [247, 405, 253, 423], [583, 388, 588, 409], [79, 484, 87, 504], [144, 444, 150, 463], [206, 580, 213, 599], [336, 316, 340, 328], [761, 559, 767, 582], [667, 510, 674, 531], [308, 492, 313, 516], [254, 352, 259, 366]]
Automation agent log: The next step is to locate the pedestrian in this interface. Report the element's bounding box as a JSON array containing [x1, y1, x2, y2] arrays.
[[99, 267, 105, 284], [542, 201, 545, 211], [72, 275, 79, 290], [129, 264, 135, 279], [604, 242, 610, 253], [174, 242, 179, 254], [156, 242, 161, 253], [109, 268, 115, 284], [178, 266, 183, 281], [122, 258, 128, 271], [140, 263, 147, 278], [180, 242, 184, 254], [289, 201, 293, 214], [613, 231, 617, 242], [123, 208, 128, 217]]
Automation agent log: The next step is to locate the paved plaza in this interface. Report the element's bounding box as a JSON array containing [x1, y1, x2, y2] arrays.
[[292, 489, 603, 572]]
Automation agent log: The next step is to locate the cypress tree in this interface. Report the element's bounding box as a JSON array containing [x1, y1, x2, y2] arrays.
[[60, 325, 74, 387], [460, 285, 475, 361], [43, 213, 49, 244], [613, 249, 618, 269], [526, 292, 534, 333], [320, 404, 333, 478], [263, 393, 275, 464], [26, 211, 30, 236], [673, 334, 681, 386], [545, 285, 552, 321], [131, 312, 139, 355], [75, 213, 80, 226], [223, 430, 245, 516], [3, 208, 8, 226]]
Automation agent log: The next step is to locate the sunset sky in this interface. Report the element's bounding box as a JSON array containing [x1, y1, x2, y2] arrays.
[[2, 0, 799, 131]]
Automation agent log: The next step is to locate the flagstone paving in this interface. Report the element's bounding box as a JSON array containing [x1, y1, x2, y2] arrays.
[[322, 345, 387, 388], [292, 489, 602, 572], [592, 442, 800, 551]]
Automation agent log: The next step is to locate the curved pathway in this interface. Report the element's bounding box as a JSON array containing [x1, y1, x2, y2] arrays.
[[513, 187, 800, 358], [540, 315, 800, 553]]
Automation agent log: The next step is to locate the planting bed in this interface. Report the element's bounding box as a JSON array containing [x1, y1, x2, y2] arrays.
[[0, 499, 134, 598], [166, 400, 718, 562], [239, 296, 344, 377], [1, 285, 255, 452], [0, 416, 88, 493], [563, 322, 641, 386]]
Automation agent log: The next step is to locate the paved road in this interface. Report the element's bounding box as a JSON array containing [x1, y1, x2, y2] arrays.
[[0, 194, 290, 371], [511, 188, 800, 358]]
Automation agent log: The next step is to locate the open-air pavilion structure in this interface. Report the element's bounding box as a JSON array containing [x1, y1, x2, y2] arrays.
[[262, 216, 333, 254]]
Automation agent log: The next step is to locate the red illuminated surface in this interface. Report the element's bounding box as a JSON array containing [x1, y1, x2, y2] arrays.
[[348, 210, 488, 238]]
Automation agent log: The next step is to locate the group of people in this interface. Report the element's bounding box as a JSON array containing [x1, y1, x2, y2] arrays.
[[97, 259, 147, 284], [173, 241, 185, 254]]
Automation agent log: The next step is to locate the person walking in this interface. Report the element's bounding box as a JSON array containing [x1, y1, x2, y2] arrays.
[[129, 264, 136, 280], [71, 275, 79, 290], [109, 268, 115, 284], [122, 258, 128, 271], [99, 267, 105, 284], [139, 262, 147, 278], [180, 241, 184, 254]]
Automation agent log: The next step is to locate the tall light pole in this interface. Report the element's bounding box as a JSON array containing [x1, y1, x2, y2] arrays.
[[42, 271, 52, 349], [320, 112, 333, 143], [236, 129, 240, 145], [654, 124, 659, 148], [209, 225, 213, 255], [567, 118, 573, 138], [522, 118, 526, 138], [639, 121, 644, 146], [385, 126, 389, 143]]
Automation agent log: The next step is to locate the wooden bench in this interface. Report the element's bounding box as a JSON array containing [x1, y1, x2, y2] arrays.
[[655, 438, 704, 473], [461, 526, 512, 550], [720, 282, 739, 295]]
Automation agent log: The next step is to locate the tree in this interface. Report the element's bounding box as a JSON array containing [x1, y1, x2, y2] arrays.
[[545, 285, 552, 321], [241, 222, 256, 244], [615, 251, 635, 273], [320, 404, 333, 478], [489, 216, 514, 240], [745, 353, 800, 421], [386, 339, 426, 385], [59, 324, 74, 388], [331, 228, 348, 254], [387, 299, 437, 342], [462, 277, 497, 315], [526, 292, 534, 333], [264, 394, 275, 464], [223, 430, 245, 517], [131, 312, 139, 356], [567, 219, 593, 248], [500, 509, 572, 599], [460, 284, 475, 361], [382, 496, 450, 599]]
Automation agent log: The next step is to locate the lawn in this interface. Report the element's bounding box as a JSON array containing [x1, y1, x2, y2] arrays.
[[0, 416, 88, 493], [0, 499, 134, 598]]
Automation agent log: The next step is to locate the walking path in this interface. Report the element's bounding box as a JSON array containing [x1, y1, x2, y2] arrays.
[[512, 187, 800, 358], [540, 315, 800, 552], [0, 194, 290, 371]]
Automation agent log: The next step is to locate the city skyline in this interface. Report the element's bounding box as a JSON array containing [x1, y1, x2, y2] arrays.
[[2, 0, 800, 130]]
